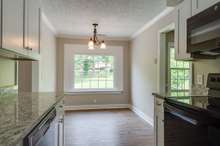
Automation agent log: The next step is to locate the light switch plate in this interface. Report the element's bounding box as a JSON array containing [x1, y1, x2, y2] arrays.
[[197, 74, 204, 85]]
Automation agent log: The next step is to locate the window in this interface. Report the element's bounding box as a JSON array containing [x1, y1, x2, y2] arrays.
[[167, 47, 191, 96], [64, 44, 123, 93], [74, 55, 114, 89]]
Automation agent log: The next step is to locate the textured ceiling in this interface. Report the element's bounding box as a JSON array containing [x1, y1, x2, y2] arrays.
[[42, 0, 167, 38]]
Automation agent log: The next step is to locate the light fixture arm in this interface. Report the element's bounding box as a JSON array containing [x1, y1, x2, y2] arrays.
[[88, 23, 106, 49], [93, 23, 98, 44]]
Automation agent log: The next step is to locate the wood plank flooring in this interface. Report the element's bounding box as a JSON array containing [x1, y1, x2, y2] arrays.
[[64, 109, 154, 146]]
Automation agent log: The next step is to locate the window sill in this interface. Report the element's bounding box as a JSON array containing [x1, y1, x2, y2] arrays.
[[64, 90, 123, 95]]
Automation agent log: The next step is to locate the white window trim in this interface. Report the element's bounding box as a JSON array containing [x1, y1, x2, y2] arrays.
[[64, 44, 124, 93]]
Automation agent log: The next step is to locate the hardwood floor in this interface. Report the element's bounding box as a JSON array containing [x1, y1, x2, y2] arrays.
[[64, 109, 154, 146]]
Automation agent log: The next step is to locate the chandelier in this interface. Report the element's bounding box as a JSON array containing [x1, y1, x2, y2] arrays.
[[88, 23, 106, 50]]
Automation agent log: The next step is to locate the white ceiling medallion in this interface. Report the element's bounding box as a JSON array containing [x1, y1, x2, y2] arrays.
[[88, 24, 106, 50]]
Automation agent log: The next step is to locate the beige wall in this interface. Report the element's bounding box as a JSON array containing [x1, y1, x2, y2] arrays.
[[130, 8, 220, 122], [56, 37, 131, 106], [0, 57, 16, 88], [193, 58, 220, 86], [130, 10, 176, 121], [39, 19, 57, 92]]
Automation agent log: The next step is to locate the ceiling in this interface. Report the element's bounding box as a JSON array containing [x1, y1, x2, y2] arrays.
[[42, 0, 167, 39]]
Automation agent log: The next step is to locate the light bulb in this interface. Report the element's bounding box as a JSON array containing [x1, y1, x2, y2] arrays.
[[100, 41, 106, 49], [88, 38, 94, 50]]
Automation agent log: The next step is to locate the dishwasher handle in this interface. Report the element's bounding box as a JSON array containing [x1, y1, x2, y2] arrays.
[[165, 103, 200, 125], [24, 108, 57, 146]]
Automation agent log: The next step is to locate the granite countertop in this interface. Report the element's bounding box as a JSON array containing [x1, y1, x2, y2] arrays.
[[0, 92, 64, 146], [152, 92, 209, 110], [152, 92, 208, 99], [153, 92, 220, 119]]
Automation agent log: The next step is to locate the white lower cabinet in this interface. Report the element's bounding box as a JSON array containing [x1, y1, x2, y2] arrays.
[[154, 97, 164, 146], [56, 100, 65, 146]]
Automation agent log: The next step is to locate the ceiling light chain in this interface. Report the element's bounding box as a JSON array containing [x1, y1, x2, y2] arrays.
[[88, 23, 106, 50]]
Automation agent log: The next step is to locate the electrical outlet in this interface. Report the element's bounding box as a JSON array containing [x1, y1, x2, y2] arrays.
[[154, 58, 158, 64], [197, 74, 204, 85]]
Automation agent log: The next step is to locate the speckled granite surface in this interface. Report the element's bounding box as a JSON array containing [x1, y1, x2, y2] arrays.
[[152, 92, 208, 99], [0, 91, 63, 146]]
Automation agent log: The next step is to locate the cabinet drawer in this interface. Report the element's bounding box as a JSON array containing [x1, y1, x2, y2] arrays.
[[56, 99, 64, 120], [155, 98, 164, 119]]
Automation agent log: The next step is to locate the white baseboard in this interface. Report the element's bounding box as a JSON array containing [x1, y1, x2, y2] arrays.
[[64, 104, 130, 111], [129, 105, 154, 127]]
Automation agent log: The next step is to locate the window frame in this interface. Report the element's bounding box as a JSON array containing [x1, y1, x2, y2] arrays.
[[64, 44, 124, 93], [73, 54, 115, 91], [166, 42, 192, 96]]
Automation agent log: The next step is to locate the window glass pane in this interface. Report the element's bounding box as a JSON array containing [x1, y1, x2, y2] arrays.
[[185, 70, 190, 80], [82, 80, 90, 88], [176, 61, 184, 68], [178, 70, 185, 80], [184, 62, 190, 68], [106, 81, 114, 88], [74, 55, 114, 89], [99, 80, 106, 88], [178, 80, 185, 90], [171, 70, 178, 80], [185, 80, 190, 90], [170, 48, 175, 59], [91, 80, 98, 88], [168, 44, 190, 96], [171, 80, 178, 90]]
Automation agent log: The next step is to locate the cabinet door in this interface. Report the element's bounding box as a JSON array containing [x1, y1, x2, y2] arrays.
[[56, 100, 64, 146], [26, 0, 40, 53], [192, 0, 220, 15], [58, 119, 64, 146], [156, 116, 164, 146], [2, 0, 24, 52], [155, 98, 164, 146], [0, 0, 1, 48], [175, 0, 192, 60]]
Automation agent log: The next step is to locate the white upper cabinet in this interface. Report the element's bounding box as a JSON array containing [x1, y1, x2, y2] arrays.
[[175, 0, 192, 60], [0, 0, 40, 60], [25, 0, 41, 54], [192, 0, 220, 15], [2, 0, 25, 53]]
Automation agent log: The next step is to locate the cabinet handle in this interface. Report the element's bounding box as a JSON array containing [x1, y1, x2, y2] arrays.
[[0, 0, 2, 49], [59, 119, 64, 123], [156, 101, 162, 106], [214, 5, 219, 11], [25, 47, 32, 51], [177, 9, 180, 55], [196, 0, 199, 9]]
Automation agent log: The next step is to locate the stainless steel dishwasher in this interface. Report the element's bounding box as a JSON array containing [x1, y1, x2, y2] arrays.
[[23, 108, 59, 146]]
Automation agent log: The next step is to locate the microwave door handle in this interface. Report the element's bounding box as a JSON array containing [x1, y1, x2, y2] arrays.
[[169, 110, 198, 125], [165, 103, 198, 125]]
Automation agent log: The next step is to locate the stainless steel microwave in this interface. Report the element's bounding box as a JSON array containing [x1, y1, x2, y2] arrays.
[[187, 2, 220, 59]]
